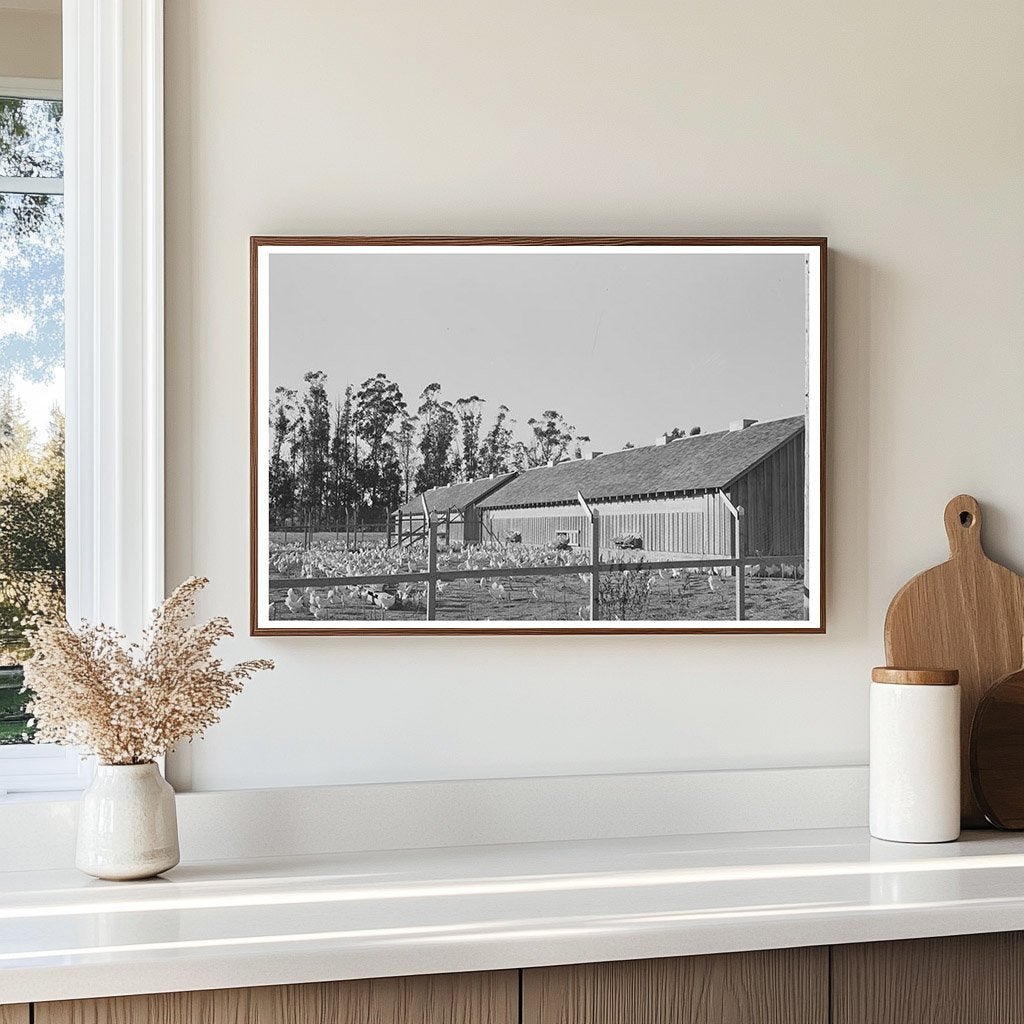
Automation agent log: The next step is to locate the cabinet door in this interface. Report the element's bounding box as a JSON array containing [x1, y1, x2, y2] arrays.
[[0, 1007, 29, 1024], [523, 948, 828, 1024], [36, 971, 518, 1024], [832, 932, 1024, 1024]]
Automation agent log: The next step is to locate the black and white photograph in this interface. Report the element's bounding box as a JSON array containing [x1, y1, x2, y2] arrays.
[[251, 238, 825, 634]]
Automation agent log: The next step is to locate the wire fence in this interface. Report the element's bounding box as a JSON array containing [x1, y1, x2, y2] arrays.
[[271, 492, 804, 622]]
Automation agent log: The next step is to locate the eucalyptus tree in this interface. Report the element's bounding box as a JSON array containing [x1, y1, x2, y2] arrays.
[[395, 411, 419, 504], [522, 409, 583, 468], [479, 404, 516, 476], [454, 395, 485, 480], [297, 371, 331, 533], [354, 373, 405, 517], [268, 386, 297, 527], [414, 383, 460, 493], [328, 387, 358, 532]]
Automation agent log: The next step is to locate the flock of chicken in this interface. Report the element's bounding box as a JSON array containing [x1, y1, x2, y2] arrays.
[[278, 582, 409, 620], [268, 537, 755, 621]]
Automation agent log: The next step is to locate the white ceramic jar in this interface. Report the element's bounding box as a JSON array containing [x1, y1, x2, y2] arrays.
[[870, 667, 960, 843], [76, 762, 180, 880]]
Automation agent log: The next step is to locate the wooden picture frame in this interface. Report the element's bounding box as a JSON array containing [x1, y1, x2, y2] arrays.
[[251, 236, 826, 635]]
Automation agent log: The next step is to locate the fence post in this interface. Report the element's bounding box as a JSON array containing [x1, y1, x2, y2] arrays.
[[421, 495, 438, 620], [718, 490, 748, 621], [734, 505, 746, 621], [578, 492, 599, 621], [426, 513, 438, 620]]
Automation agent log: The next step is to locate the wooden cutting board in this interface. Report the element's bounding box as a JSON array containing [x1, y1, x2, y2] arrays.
[[884, 494, 1024, 827]]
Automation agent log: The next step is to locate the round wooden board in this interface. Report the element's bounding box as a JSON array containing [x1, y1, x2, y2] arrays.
[[971, 665, 1024, 830]]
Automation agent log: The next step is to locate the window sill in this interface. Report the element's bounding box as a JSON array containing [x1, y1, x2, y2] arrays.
[[0, 745, 94, 798], [0, 789, 85, 804]]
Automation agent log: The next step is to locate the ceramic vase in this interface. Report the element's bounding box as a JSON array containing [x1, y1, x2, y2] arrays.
[[870, 668, 961, 843], [76, 762, 180, 880]]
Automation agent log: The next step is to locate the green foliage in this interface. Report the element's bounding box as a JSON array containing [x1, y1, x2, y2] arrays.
[[0, 98, 62, 179], [0, 393, 65, 701], [0, 665, 31, 743]]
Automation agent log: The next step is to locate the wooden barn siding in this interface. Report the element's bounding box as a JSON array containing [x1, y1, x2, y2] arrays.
[[483, 494, 734, 555], [729, 431, 805, 557], [462, 507, 482, 544], [484, 511, 592, 548]]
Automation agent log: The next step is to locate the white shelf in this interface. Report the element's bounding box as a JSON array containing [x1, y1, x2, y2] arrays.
[[5, 826, 1024, 1004]]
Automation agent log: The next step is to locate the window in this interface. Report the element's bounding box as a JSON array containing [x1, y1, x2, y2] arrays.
[[0, 6, 166, 798], [0, 81, 81, 795], [0, 89, 66, 733]]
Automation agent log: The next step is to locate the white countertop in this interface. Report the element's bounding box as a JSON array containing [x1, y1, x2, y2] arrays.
[[4, 826, 1024, 1005]]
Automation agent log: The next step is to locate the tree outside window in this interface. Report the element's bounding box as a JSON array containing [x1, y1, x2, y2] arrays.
[[0, 95, 65, 744]]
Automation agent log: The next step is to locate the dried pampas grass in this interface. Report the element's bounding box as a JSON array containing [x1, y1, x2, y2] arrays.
[[23, 577, 273, 765]]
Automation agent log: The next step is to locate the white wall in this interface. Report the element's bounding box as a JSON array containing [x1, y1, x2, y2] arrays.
[[164, 0, 1024, 792], [0, 7, 61, 80]]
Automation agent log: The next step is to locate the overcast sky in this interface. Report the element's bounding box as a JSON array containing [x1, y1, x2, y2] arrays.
[[269, 249, 808, 453]]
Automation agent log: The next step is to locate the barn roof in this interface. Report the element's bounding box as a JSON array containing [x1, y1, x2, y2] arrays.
[[478, 416, 805, 509], [397, 472, 518, 516]]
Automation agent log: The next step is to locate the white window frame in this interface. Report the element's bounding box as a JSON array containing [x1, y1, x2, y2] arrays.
[[0, 0, 164, 798], [0, 75, 81, 795]]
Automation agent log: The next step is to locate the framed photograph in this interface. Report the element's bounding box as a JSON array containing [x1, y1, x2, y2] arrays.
[[250, 237, 826, 635]]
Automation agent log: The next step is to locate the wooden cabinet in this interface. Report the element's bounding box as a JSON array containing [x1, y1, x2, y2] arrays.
[[832, 932, 1024, 1024], [16, 933, 1024, 1023], [34, 972, 518, 1024], [522, 948, 828, 1024]]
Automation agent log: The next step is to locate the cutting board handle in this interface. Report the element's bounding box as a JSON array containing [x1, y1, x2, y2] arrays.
[[944, 494, 983, 559]]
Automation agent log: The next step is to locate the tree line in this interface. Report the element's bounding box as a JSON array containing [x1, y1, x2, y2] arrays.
[[0, 391, 64, 661], [269, 370, 703, 533], [269, 371, 599, 531]]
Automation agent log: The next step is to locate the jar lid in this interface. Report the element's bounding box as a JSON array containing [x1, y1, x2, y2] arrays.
[[871, 667, 959, 686]]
